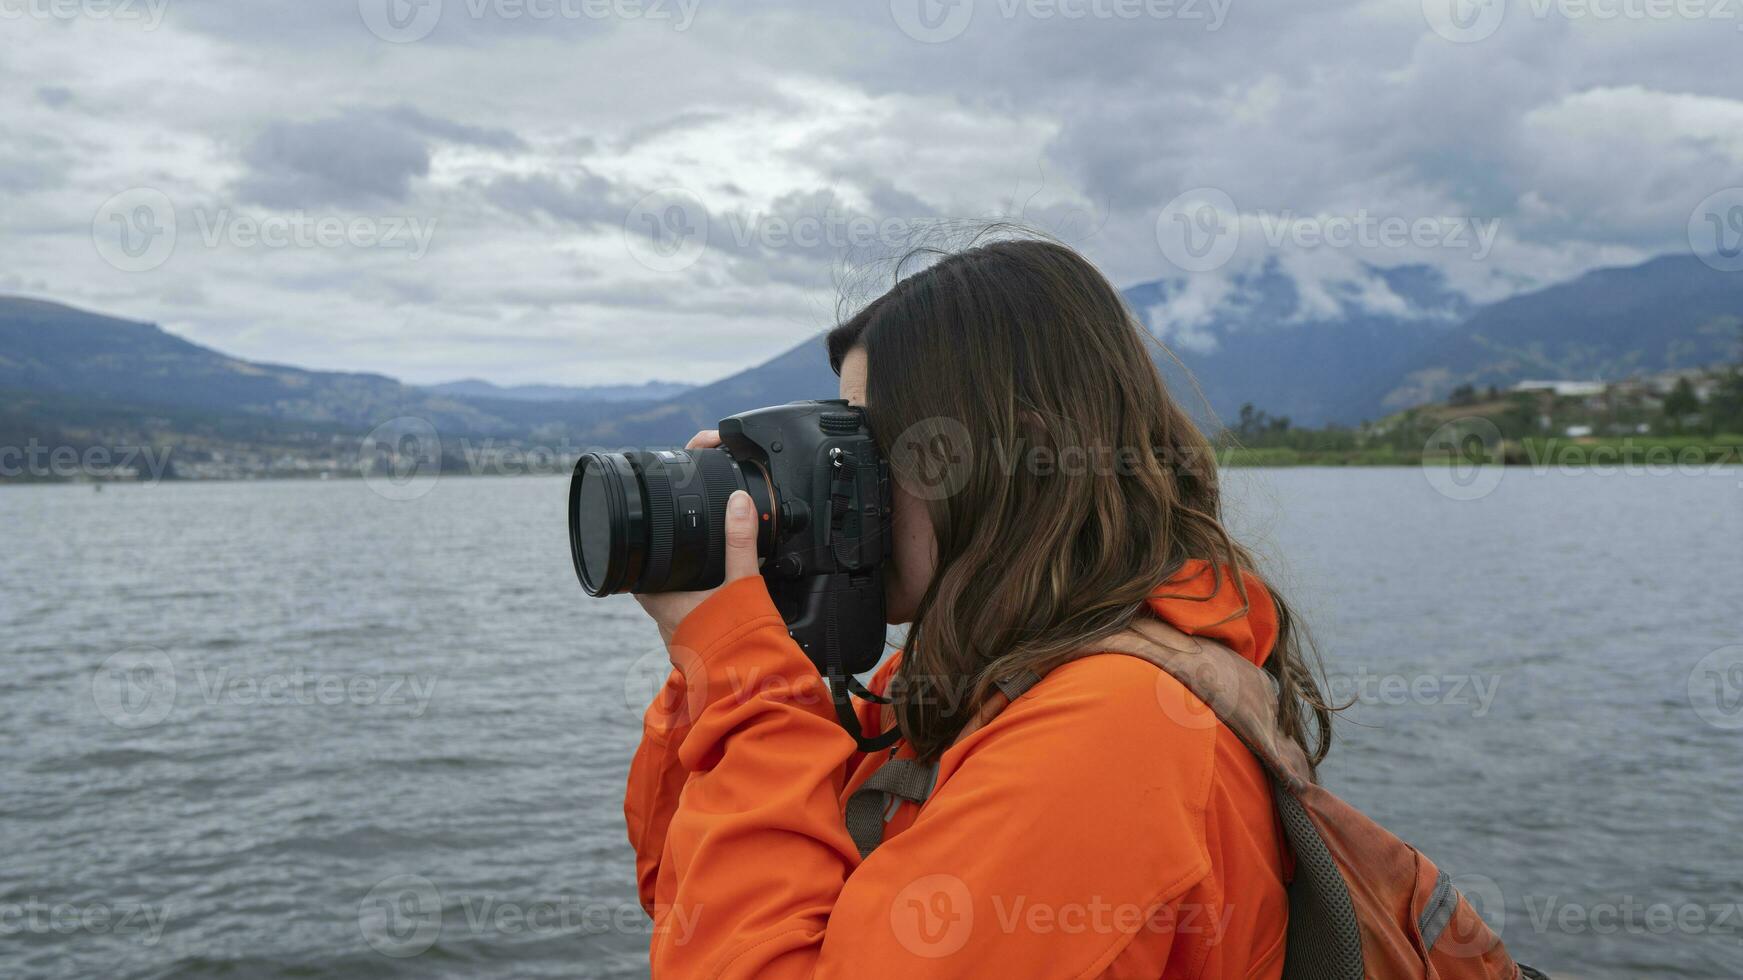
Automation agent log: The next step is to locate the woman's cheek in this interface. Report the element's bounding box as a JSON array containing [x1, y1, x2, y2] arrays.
[[883, 487, 936, 625]]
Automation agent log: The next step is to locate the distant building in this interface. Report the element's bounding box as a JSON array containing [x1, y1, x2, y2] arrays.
[[1644, 370, 1718, 402], [1510, 379, 1607, 397]]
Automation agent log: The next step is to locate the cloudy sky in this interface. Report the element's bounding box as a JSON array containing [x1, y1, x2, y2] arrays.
[[4, 0, 1742, 387]]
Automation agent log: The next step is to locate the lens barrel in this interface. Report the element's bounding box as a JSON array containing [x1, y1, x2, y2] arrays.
[[569, 448, 773, 596]]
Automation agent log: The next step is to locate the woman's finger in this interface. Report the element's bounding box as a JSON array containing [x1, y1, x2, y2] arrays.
[[721, 491, 761, 582], [685, 430, 722, 450]]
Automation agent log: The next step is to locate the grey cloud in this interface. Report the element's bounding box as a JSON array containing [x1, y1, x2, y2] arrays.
[[170, 0, 692, 47], [696, 186, 949, 292], [857, 178, 936, 223], [237, 113, 433, 207], [0, 158, 65, 194], [0, 138, 72, 194], [9, 0, 1743, 386], [485, 280, 818, 321], [236, 105, 528, 208], [378, 104, 527, 152], [618, 111, 729, 150], [479, 171, 629, 228], [35, 86, 74, 108], [159, 0, 380, 45]]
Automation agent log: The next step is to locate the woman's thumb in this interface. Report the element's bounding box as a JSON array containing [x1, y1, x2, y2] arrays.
[[722, 491, 761, 582]]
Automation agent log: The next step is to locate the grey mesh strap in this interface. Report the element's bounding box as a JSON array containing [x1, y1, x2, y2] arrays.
[[845, 757, 938, 859], [1274, 785, 1364, 979]]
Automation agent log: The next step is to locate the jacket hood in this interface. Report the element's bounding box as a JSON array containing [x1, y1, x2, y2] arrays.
[[1145, 558, 1278, 669]]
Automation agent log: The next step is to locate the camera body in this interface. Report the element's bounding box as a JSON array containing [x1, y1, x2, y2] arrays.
[[720, 400, 891, 676], [568, 399, 891, 678]]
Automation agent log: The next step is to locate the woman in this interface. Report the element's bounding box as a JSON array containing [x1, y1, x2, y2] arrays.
[[624, 237, 1333, 978]]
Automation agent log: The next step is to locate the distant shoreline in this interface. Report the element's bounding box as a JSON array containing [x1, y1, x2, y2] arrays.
[[8, 444, 1742, 487]]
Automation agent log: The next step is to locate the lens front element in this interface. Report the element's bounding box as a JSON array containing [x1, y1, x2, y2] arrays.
[[568, 453, 645, 596]]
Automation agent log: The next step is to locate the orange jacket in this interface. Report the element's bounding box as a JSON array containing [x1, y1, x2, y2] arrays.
[[625, 560, 1288, 978]]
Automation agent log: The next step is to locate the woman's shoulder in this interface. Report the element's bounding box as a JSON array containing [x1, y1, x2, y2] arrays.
[[873, 649, 1223, 777], [936, 653, 1223, 883], [962, 653, 1221, 775], [1030, 652, 1215, 724]]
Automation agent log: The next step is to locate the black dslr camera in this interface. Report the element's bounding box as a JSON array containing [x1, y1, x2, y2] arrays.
[[569, 401, 892, 699]]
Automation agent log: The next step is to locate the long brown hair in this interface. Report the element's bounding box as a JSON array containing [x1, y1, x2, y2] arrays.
[[827, 233, 1336, 773]]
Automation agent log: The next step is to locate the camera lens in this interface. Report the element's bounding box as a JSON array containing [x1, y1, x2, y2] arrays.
[[568, 448, 774, 596], [573, 457, 625, 593]]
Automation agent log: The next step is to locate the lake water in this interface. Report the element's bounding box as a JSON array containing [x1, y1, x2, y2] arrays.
[[3, 468, 1740, 979]]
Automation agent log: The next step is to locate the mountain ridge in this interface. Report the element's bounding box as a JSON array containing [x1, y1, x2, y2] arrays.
[[424, 378, 694, 404], [5, 252, 1739, 450]]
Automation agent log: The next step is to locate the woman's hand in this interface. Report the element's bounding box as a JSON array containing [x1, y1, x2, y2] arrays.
[[634, 430, 764, 648]]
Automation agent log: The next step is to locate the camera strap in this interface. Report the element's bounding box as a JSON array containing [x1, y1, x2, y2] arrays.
[[824, 581, 902, 754], [828, 673, 902, 753], [844, 676, 889, 703]]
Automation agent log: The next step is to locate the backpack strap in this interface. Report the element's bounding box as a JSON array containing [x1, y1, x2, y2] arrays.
[[844, 755, 937, 859], [845, 669, 1039, 859]]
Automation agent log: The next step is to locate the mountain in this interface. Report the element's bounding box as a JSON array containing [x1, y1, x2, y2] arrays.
[[424, 378, 693, 403], [1128, 261, 1474, 427], [4, 252, 1739, 460], [592, 254, 1741, 436], [0, 297, 637, 438], [1367, 254, 1743, 413], [564, 333, 843, 446], [565, 262, 1481, 441]]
